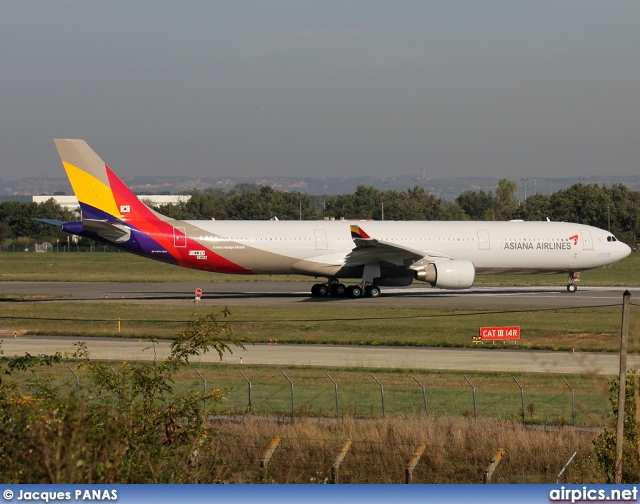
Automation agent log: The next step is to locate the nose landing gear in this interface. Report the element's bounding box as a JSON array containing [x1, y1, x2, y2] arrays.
[[567, 272, 580, 293]]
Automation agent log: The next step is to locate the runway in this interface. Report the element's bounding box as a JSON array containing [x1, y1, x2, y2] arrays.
[[0, 281, 635, 309], [0, 335, 637, 376]]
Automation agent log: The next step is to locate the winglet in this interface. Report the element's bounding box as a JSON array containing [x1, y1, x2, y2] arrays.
[[350, 225, 371, 239]]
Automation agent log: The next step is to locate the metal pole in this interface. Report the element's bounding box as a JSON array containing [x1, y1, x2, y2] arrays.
[[240, 371, 252, 412], [282, 371, 294, 419], [562, 377, 576, 427], [464, 376, 477, 421], [371, 375, 385, 417], [615, 290, 631, 484], [412, 376, 428, 416], [513, 377, 525, 427], [326, 373, 339, 418]]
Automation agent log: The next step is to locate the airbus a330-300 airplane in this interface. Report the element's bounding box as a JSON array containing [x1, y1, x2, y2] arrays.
[[40, 139, 631, 298]]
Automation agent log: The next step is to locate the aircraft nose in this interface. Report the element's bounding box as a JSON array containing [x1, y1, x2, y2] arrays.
[[619, 242, 632, 260]]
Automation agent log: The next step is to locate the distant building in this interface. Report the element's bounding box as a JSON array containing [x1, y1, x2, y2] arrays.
[[31, 195, 190, 212], [32, 195, 81, 211]]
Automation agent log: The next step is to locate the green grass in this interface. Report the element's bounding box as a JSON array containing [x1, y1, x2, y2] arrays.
[[0, 251, 638, 285], [1, 302, 639, 352]]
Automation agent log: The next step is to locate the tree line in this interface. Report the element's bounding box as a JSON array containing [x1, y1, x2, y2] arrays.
[[2, 179, 639, 249]]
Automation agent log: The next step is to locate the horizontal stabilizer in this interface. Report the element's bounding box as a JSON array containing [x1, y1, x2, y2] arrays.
[[33, 217, 130, 242], [32, 218, 65, 226], [82, 220, 131, 242]]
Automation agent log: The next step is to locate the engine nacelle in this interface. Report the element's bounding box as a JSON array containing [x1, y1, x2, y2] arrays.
[[414, 260, 475, 289]]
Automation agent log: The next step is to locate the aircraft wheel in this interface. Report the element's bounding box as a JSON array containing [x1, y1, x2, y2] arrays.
[[367, 285, 381, 298], [311, 283, 329, 296], [330, 283, 346, 296], [347, 285, 363, 298], [567, 284, 577, 293]]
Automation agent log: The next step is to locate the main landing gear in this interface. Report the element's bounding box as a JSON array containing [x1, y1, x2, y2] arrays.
[[567, 272, 580, 293], [311, 281, 381, 299]]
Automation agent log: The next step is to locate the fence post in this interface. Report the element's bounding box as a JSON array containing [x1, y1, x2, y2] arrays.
[[405, 443, 426, 484], [331, 439, 352, 483], [194, 368, 207, 412], [259, 436, 281, 483], [412, 376, 428, 417], [483, 448, 506, 483], [562, 377, 576, 427], [326, 373, 339, 418], [240, 371, 252, 413], [66, 365, 80, 401], [513, 377, 525, 427], [371, 374, 385, 417], [282, 371, 294, 419], [556, 451, 577, 484], [464, 376, 477, 420]]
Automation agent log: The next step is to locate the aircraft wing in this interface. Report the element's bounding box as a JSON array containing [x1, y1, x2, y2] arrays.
[[344, 225, 448, 268]]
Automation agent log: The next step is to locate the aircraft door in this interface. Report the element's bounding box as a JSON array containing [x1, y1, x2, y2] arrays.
[[314, 229, 327, 250], [174, 227, 187, 248], [477, 229, 490, 250], [580, 230, 593, 250]]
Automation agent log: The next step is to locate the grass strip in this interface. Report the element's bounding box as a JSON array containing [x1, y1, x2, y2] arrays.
[[1, 302, 638, 352], [0, 251, 638, 285]]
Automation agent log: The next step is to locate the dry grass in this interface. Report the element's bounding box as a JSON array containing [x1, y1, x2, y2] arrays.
[[205, 416, 599, 483]]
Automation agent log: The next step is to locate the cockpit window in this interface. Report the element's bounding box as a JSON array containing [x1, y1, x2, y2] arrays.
[[607, 236, 618, 242]]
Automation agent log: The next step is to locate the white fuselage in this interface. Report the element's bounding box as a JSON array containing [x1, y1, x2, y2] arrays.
[[182, 219, 630, 277]]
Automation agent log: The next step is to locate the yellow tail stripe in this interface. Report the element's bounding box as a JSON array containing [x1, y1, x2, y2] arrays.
[[63, 161, 121, 219]]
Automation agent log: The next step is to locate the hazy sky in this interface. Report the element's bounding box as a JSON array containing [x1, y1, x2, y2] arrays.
[[1, 1, 639, 181]]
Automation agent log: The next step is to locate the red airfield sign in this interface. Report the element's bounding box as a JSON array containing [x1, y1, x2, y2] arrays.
[[480, 326, 520, 341], [195, 288, 203, 299]]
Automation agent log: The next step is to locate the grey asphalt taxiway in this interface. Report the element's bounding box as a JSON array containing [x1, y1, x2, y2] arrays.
[[1, 281, 637, 375], [1, 335, 639, 375]]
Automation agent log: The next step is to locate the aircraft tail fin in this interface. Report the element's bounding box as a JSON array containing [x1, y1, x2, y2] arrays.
[[54, 139, 157, 224]]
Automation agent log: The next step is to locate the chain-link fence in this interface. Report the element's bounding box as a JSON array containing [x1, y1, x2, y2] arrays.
[[11, 363, 610, 426]]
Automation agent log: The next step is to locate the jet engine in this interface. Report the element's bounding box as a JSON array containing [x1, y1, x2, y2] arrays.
[[414, 260, 475, 289]]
